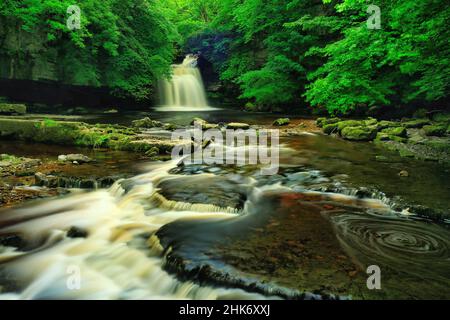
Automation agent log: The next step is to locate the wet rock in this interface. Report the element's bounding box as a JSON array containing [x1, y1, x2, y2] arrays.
[[323, 123, 338, 135], [191, 117, 208, 126], [398, 170, 409, 177], [67, 226, 88, 238], [0, 160, 12, 168], [377, 120, 401, 130], [341, 126, 377, 141], [0, 103, 26, 115], [58, 154, 92, 163], [132, 117, 163, 128], [34, 172, 48, 186], [226, 122, 250, 130], [158, 176, 247, 210], [0, 234, 25, 249], [163, 123, 178, 131], [381, 126, 407, 138], [316, 117, 340, 128], [273, 118, 290, 126]]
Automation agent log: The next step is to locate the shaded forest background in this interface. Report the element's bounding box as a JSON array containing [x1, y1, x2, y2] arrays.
[[0, 0, 448, 115]]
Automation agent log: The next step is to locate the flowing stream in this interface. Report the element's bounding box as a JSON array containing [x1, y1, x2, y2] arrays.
[[0, 128, 449, 299]]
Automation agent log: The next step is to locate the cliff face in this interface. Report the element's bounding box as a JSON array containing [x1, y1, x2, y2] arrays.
[[0, 17, 60, 82]]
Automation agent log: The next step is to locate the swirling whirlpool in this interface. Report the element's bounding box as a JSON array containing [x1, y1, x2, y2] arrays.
[[332, 213, 450, 283]]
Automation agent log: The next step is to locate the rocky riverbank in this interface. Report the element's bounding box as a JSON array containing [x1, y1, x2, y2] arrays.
[[316, 113, 450, 164]]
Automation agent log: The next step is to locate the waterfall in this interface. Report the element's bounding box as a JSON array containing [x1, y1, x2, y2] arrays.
[[157, 54, 215, 111]]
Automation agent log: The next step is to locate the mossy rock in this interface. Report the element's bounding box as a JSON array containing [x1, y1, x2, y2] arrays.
[[398, 148, 415, 158], [336, 120, 366, 132], [132, 117, 163, 128], [378, 120, 401, 130], [0, 118, 177, 157], [341, 126, 377, 141], [375, 132, 407, 143], [322, 123, 339, 135], [423, 139, 450, 153], [316, 117, 340, 128], [402, 119, 430, 128], [423, 124, 447, 137], [0, 103, 27, 115], [364, 117, 378, 126], [273, 118, 290, 126], [381, 126, 407, 137]]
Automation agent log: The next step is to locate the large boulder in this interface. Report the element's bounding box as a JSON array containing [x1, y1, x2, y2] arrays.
[[0, 103, 27, 115], [341, 126, 378, 141]]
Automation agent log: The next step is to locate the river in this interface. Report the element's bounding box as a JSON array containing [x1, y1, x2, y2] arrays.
[[0, 110, 449, 299]]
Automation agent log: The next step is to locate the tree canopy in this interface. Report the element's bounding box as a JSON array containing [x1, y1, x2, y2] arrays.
[[1, 0, 448, 113]]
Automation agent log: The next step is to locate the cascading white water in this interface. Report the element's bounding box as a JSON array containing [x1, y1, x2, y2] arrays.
[[157, 54, 215, 111], [0, 160, 268, 300]]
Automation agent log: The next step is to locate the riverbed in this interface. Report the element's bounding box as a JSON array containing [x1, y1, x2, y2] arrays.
[[0, 110, 449, 299]]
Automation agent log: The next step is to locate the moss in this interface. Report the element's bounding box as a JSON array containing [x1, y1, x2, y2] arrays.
[[336, 120, 366, 132], [132, 117, 163, 128], [0, 118, 174, 156], [423, 124, 447, 137], [399, 148, 415, 158], [402, 119, 430, 128], [381, 126, 407, 137], [364, 117, 378, 126], [273, 118, 290, 126], [375, 132, 407, 144], [0, 103, 27, 115], [423, 140, 450, 153], [377, 120, 400, 130], [322, 123, 339, 134], [341, 126, 377, 141], [316, 117, 340, 128]]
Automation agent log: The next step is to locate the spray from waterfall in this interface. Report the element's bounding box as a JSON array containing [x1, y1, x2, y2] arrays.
[[157, 54, 216, 111]]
